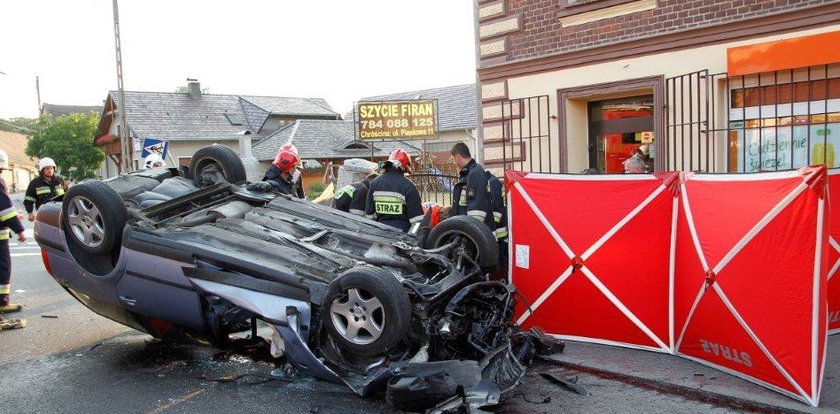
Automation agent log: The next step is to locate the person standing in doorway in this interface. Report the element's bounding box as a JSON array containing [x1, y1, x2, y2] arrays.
[[0, 150, 28, 328], [24, 157, 66, 221]]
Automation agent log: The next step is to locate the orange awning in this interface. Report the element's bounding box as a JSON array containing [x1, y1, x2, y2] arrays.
[[727, 30, 840, 76]]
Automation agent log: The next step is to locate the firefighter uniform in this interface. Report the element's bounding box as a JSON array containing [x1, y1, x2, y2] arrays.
[[262, 165, 305, 198], [486, 171, 508, 268], [333, 178, 372, 217], [365, 170, 424, 232], [451, 159, 494, 229], [0, 177, 25, 308], [24, 174, 66, 214]]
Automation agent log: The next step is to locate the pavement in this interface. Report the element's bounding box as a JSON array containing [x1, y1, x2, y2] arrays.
[[543, 336, 840, 413]]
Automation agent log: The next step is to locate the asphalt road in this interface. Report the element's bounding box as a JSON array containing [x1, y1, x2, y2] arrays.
[[0, 208, 743, 413]]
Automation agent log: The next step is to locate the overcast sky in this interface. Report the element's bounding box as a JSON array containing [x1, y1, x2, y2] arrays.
[[0, 0, 478, 119]]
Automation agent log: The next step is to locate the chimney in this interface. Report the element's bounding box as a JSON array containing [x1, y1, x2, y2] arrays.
[[188, 79, 201, 98]]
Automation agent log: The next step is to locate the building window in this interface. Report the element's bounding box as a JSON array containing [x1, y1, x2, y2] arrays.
[[224, 113, 242, 126], [727, 72, 840, 173]]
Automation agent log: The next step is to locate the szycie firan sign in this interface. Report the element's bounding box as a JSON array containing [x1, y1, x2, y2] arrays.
[[357, 100, 436, 139]]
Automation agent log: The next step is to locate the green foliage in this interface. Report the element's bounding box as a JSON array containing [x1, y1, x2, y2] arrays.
[[0, 117, 38, 133], [26, 112, 104, 182], [306, 181, 326, 201]]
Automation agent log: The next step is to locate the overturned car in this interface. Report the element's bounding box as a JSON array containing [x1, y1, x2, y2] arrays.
[[34, 146, 559, 412]]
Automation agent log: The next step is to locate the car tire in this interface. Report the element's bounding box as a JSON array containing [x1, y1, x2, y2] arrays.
[[424, 215, 499, 270], [189, 145, 247, 185], [321, 266, 411, 356], [61, 181, 128, 256]]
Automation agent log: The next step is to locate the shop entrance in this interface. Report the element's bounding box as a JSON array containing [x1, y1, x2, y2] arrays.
[[588, 96, 655, 173]]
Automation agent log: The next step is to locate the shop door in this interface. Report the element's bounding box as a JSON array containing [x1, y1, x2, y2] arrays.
[[588, 96, 655, 173]]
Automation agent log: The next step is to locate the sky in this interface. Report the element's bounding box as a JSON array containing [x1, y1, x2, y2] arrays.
[[0, 0, 478, 120]]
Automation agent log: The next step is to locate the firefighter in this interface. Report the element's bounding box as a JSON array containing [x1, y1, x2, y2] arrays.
[[333, 172, 378, 217], [486, 170, 508, 268], [24, 157, 67, 221], [248, 148, 304, 197], [144, 153, 165, 168], [365, 149, 424, 232], [449, 143, 494, 229], [280, 142, 305, 198], [0, 149, 28, 327]]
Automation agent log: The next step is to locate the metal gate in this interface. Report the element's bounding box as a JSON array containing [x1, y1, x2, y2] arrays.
[[498, 95, 557, 173], [666, 65, 839, 173]]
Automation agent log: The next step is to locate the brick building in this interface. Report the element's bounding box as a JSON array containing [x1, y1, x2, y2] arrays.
[[475, 0, 840, 174]]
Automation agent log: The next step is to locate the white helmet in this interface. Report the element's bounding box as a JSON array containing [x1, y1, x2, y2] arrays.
[[144, 153, 165, 169], [0, 150, 8, 170], [38, 157, 56, 171]]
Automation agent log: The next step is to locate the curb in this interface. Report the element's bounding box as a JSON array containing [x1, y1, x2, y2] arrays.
[[539, 357, 809, 414]]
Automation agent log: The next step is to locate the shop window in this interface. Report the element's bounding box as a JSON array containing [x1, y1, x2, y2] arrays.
[[727, 71, 840, 173], [588, 96, 654, 173]]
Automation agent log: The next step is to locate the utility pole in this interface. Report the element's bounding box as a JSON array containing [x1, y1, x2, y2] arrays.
[[112, 0, 131, 173], [35, 76, 42, 114]]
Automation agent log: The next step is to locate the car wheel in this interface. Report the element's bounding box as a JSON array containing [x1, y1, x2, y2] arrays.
[[321, 266, 411, 356], [189, 145, 247, 185], [424, 215, 499, 271], [61, 181, 128, 256]]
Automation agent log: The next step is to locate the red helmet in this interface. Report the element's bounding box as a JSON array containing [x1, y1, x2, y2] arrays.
[[280, 143, 298, 156], [273, 149, 299, 173], [388, 149, 412, 173]]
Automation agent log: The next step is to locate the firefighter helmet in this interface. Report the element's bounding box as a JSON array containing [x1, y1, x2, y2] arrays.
[[144, 153, 165, 169], [273, 149, 298, 174], [38, 157, 56, 171], [387, 149, 412, 173]]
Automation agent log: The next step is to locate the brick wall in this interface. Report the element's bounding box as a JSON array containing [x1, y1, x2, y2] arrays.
[[487, 0, 834, 65]]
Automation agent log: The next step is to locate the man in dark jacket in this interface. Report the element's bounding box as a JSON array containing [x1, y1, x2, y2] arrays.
[[249, 148, 305, 198], [365, 149, 424, 232], [450, 143, 494, 230], [333, 173, 377, 217], [0, 150, 28, 327], [24, 157, 66, 221], [486, 170, 508, 269]]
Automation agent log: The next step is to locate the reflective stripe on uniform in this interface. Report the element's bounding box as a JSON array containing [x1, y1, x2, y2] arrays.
[[495, 226, 508, 240], [349, 208, 365, 217], [334, 185, 355, 199], [409, 214, 424, 223], [0, 284, 9, 294], [24, 196, 36, 202], [493, 212, 502, 223], [0, 230, 9, 240], [459, 192, 467, 206], [0, 207, 16, 221], [36, 186, 51, 195], [467, 210, 487, 220], [373, 191, 406, 215], [56, 188, 65, 195]]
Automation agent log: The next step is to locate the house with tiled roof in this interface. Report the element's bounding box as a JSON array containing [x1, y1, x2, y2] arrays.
[[252, 119, 420, 189], [0, 130, 38, 193], [93, 80, 340, 178], [41, 103, 102, 120]]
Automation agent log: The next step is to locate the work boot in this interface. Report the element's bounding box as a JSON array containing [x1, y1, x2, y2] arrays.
[[0, 303, 23, 313], [0, 316, 26, 330]]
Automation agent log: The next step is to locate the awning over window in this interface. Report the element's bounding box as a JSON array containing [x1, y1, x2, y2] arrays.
[[727, 30, 840, 76]]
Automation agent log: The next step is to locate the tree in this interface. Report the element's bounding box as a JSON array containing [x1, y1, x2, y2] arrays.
[[26, 112, 104, 182]]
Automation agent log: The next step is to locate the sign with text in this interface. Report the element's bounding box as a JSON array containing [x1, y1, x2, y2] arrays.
[[357, 100, 437, 140]]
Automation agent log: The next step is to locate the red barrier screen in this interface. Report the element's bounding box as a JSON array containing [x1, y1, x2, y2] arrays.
[[508, 168, 828, 406]]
